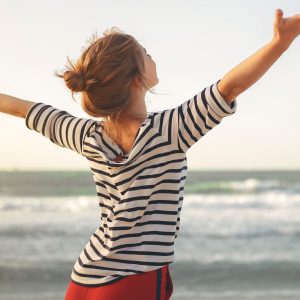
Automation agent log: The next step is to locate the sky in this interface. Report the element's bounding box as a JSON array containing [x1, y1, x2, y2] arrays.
[[0, 0, 299, 171]]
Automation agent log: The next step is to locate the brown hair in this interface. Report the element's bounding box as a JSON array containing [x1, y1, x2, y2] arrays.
[[54, 27, 157, 127]]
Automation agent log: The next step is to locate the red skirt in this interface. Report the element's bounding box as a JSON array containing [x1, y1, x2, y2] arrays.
[[64, 264, 174, 300]]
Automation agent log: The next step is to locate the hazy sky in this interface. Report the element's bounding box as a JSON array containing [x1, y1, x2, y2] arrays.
[[0, 0, 299, 171]]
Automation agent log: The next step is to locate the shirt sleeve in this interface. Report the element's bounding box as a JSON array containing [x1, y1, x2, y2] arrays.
[[166, 79, 238, 153], [25, 102, 98, 156]]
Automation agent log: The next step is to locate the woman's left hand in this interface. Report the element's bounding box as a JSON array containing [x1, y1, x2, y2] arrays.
[[273, 8, 300, 50]]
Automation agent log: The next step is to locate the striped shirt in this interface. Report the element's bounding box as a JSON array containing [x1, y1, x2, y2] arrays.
[[25, 79, 237, 287]]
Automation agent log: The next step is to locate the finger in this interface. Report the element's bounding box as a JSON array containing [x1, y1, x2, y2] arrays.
[[274, 8, 283, 27], [276, 8, 283, 17]]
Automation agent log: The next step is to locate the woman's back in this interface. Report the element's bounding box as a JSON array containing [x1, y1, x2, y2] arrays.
[[102, 117, 148, 162], [24, 79, 237, 287]]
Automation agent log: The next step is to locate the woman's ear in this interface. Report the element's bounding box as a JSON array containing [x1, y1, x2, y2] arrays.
[[131, 75, 142, 89]]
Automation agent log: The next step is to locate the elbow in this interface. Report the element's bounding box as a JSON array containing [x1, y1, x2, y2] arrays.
[[217, 81, 239, 106], [224, 89, 240, 105]]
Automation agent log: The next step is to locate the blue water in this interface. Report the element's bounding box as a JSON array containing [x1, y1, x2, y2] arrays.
[[0, 170, 300, 300]]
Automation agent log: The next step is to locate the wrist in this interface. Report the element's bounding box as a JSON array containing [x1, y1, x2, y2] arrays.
[[271, 35, 292, 52]]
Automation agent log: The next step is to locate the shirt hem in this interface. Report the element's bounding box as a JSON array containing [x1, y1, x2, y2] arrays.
[[70, 275, 126, 288]]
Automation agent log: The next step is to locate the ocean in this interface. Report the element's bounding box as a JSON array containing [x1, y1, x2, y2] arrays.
[[0, 170, 300, 300]]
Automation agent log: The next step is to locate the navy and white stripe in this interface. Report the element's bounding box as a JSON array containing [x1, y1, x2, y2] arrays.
[[25, 103, 97, 156], [170, 78, 237, 153], [25, 79, 237, 287]]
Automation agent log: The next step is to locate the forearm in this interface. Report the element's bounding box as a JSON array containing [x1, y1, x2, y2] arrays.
[[218, 38, 288, 102], [0, 93, 35, 118]]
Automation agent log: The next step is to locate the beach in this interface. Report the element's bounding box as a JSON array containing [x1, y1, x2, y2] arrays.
[[1, 170, 300, 299]]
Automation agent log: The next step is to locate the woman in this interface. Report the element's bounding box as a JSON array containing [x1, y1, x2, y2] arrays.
[[0, 8, 299, 300]]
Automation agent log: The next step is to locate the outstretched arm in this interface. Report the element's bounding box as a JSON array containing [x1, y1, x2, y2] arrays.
[[0, 94, 98, 156], [218, 8, 300, 104], [0, 93, 35, 118], [163, 9, 300, 153]]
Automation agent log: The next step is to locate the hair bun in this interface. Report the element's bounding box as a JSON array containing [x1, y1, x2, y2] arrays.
[[63, 70, 86, 92]]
